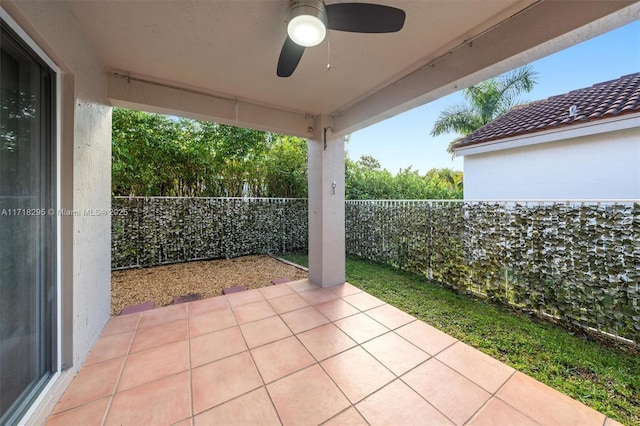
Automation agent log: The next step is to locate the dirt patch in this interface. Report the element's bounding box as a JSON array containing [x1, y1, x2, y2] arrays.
[[110, 255, 307, 316], [568, 367, 598, 382]]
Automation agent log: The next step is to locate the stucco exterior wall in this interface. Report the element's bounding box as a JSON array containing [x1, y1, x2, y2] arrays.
[[462, 127, 640, 200], [2, 0, 111, 421]]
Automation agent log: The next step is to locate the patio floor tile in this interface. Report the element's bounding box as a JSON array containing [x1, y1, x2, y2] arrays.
[[436, 341, 514, 393], [239, 315, 292, 349], [314, 298, 359, 321], [83, 330, 134, 366], [297, 323, 356, 361], [342, 291, 386, 311], [496, 371, 606, 425], [323, 407, 368, 425], [267, 292, 309, 314], [190, 326, 247, 367], [226, 289, 265, 307], [356, 379, 454, 425], [286, 279, 318, 292], [118, 340, 189, 391], [280, 306, 330, 334], [231, 300, 276, 324], [138, 303, 187, 329], [259, 283, 296, 299], [467, 397, 538, 425], [334, 313, 389, 344], [362, 332, 429, 376], [188, 307, 237, 336], [403, 358, 491, 425], [396, 319, 457, 355], [105, 371, 190, 426], [298, 288, 339, 305], [47, 280, 617, 426], [51, 357, 123, 414], [187, 295, 229, 316], [251, 336, 315, 383], [327, 282, 363, 297], [191, 351, 263, 414], [321, 346, 395, 403], [267, 364, 350, 425], [45, 397, 109, 426], [193, 388, 280, 426], [130, 318, 188, 353], [365, 303, 416, 330], [101, 312, 139, 336]]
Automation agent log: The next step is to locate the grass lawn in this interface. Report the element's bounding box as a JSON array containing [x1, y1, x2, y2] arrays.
[[280, 253, 639, 425]]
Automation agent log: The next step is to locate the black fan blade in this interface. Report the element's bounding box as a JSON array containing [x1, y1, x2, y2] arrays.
[[326, 3, 405, 33], [277, 36, 306, 77]]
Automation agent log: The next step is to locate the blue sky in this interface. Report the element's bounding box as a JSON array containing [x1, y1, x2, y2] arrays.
[[347, 20, 640, 174]]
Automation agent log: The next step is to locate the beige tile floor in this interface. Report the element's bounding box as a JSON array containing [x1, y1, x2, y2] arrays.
[[45, 280, 620, 426]]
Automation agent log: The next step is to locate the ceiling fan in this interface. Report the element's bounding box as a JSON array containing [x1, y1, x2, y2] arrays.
[[277, 0, 406, 77]]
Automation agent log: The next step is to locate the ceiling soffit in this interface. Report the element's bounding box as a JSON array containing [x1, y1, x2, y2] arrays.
[[67, 0, 639, 136]]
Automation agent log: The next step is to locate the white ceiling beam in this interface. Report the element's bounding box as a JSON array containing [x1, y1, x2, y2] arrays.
[[332, 1, 640, 137], [108, 73, 315, 138]]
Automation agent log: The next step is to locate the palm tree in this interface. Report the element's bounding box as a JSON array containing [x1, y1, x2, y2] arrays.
[[425, 168, 463, 193], [431, 65, 538, 153]]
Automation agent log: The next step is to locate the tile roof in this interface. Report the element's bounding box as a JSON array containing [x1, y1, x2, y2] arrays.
[[453, 72, 640, 150]]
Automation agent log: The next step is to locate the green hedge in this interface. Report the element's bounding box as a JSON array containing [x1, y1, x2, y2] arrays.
[[345, 200, 639, 345], [111, 197, 639, 345], [111, 197, 308, 268]]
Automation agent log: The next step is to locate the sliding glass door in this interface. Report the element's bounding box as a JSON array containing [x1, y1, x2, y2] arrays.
[[0, 19, 57, 425]]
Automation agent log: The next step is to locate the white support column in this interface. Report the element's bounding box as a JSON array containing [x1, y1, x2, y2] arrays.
[[307, 115, 345, 287]]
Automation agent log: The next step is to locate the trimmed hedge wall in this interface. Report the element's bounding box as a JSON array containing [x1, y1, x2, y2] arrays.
[[346, 200, 639, 345], [111, 197, 639, 344], [111, 197, 308, 269]]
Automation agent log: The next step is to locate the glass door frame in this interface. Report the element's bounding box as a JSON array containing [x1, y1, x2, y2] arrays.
[[0, 8, 62, 424]]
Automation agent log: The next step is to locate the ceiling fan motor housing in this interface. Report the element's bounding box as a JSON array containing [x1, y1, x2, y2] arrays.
[[278, 0, 406, 76]]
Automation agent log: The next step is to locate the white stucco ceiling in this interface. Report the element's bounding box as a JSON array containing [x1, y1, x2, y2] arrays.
[[66, 0, 639, 136]]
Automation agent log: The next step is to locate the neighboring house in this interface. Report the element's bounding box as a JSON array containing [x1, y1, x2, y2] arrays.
[[454, 73, 640, 200]]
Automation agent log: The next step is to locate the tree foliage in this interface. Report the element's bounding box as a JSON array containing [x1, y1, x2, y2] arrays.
[[112, 108, 307, 197], [431, 65, 538, 152], [345, 156, 462, 200], [112, 107, 462, 200]]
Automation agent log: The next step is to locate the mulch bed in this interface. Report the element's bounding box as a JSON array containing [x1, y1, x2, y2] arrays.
[[110, 255, 307, 316]]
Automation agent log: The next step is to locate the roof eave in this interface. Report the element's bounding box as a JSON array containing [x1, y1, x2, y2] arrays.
[[454, 112, 640, 157]]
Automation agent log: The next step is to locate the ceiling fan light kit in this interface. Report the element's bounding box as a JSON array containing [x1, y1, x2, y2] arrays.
[[277, 0, 406, 77], [287, 0, 328, 47]]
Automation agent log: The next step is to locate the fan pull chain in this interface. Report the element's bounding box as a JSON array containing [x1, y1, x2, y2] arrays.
[[327, 36, 331, 70]]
